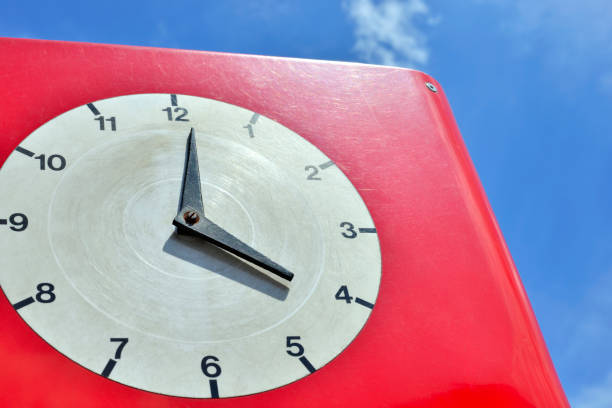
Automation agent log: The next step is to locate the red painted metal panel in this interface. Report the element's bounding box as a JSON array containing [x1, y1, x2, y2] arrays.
[[0, 38, 569, 407]]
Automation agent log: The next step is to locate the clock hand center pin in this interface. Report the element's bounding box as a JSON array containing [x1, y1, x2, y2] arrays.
[[172, 128, 295, 282]]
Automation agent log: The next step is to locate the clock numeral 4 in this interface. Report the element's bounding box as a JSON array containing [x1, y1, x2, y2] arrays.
[[334, 285, 375, 309], [0, 213, 28, 231]]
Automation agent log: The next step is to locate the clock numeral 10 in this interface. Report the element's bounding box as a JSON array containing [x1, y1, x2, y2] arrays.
[[201, 355, 221, 398], [286, 336, 316, 373], [0, 213, 28, 231], [94, 116, 117, 131], [34, 154, 66, 171], [12, 282, 55, 310]]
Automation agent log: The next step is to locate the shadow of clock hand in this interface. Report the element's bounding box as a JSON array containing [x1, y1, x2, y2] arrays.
[[162, 231, 289, 301]]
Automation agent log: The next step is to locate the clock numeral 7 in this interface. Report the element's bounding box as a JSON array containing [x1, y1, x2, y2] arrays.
[[101, 338, 129, 378], [94, 116, 117, 131]]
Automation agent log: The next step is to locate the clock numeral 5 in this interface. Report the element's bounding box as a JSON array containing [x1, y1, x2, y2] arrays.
[[286, 336, 316, 373]]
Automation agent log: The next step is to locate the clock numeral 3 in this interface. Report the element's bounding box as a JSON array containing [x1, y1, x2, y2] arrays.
[[340, 222, 377, 238]]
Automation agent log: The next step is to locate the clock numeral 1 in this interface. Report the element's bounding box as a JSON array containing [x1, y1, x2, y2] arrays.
[[101, 338, 129, 378], [94, 116, 117, 131], [286, 336, 316, 373], [12, 282, 55, 310], [201, 355, 221, 398], [243, 113, 260, 138]]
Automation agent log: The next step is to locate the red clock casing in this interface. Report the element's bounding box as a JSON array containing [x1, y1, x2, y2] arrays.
[[0, 38, 569, 407]]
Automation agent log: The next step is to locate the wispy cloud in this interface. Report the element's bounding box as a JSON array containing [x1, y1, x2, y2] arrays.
[[475, 0, 612, 92], [574, 371, 612, 408], [343, 0, 437, 68]]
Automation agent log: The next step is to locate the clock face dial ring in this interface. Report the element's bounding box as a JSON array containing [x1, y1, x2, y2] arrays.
[[0, 94, 381, 398]]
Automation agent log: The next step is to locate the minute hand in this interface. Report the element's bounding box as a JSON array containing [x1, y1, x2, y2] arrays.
[[173, 213, 294, 282]]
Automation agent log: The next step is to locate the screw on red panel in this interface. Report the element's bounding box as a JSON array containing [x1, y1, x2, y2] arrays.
[[425, 82, 438, 93]]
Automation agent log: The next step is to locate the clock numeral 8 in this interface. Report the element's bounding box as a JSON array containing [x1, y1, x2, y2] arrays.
[[35, 283, 56, 303], [201, 355, 221, 378]]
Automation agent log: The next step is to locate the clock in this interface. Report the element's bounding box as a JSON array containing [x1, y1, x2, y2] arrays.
[[0, 38, 569, 407], [0, 92, 381, 398]]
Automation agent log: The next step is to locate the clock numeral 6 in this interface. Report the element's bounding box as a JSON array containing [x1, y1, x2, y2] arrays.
[[286, 336, 305, 357], [1, 213, 28, 231], [201, 355, 222, 378]]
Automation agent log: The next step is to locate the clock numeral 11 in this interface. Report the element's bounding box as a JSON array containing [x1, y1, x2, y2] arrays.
[[94, 116, 117, 131]]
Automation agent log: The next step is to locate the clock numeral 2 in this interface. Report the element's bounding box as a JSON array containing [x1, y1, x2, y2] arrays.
[[286, 336, 316, 373], [201, 355, 221, 398], [101, 338, 129, 378], [305, 160, 335, 180]]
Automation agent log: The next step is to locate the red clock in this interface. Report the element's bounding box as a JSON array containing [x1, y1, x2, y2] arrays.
[[0, 38, 569, 407]]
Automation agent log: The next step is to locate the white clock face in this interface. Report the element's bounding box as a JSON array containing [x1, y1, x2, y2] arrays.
[[0, 94, 381, 398]]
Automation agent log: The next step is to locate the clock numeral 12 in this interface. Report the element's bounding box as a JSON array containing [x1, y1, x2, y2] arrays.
[[201, 355, 221, 398]]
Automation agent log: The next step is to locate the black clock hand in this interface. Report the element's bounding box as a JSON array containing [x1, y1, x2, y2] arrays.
[[173, 129, 294, 282]]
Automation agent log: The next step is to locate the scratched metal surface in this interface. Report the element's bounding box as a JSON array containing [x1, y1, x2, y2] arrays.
[[0, 38, 569, 407]]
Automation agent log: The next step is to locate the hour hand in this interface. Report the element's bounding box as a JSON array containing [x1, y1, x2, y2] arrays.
[[173, 129, 294, 282]]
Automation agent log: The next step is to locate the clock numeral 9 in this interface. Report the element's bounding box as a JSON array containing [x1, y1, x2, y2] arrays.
[[34, 154, 66, 171], [1, 213, 28, 231], [94, 116, 117, 131], [162, 107, 189, 121]]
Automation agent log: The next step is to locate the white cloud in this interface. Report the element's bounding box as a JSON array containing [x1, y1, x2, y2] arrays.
[[574, 371, 612, 408], [343, 0, 436, 68], [475, 0, 612, 92]]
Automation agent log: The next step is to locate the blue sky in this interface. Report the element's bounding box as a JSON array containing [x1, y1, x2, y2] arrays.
[[2, 1, 611, 405]]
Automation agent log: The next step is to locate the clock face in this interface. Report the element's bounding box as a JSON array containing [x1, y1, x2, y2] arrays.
[[0, 94, 381, 398]]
